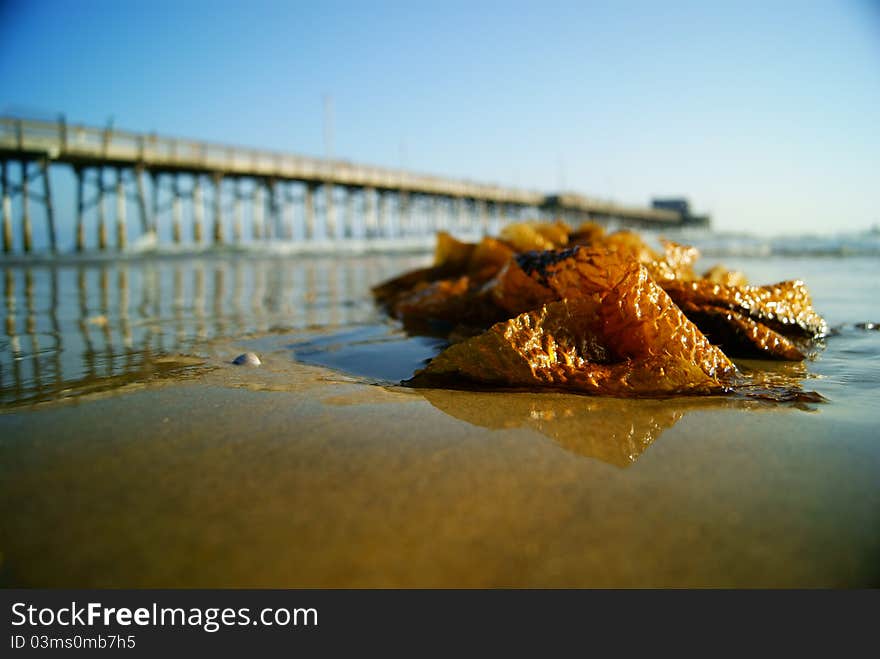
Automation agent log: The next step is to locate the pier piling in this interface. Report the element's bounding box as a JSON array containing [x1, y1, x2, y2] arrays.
[[325, 183, 336, 240], [135, 166, 150, 235], [283, 184, 294, 240], [253, 180, 264, 240], [41, 159, 57, 253], [233, 179, 243, 244], [74, 167, 85, 252], [172, 176, 182, 245], [1, 161, 11, 253], [399, 191, 410, 237], [97, 169, 108, 251], [193, 175, 204, 244], [21, 161, 32, 253], [213, 173, 224, 245], [304, 182, 315, 240], [363, 187, 376, 237], [267, 179, 279, 240], [344, 187, 355, 238], [115, 168, 127, 250]]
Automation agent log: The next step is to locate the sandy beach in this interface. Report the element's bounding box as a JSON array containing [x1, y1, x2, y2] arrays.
[[1, 251, 878, 587]]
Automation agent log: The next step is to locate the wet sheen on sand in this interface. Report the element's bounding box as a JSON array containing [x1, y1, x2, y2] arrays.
[[1, 252, 879, 587]]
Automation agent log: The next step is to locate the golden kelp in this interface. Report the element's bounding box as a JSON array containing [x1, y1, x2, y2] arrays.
[[373, 222, 827, 398]]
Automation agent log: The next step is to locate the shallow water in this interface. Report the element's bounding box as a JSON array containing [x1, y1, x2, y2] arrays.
[[1, 249, 878, 587], [0, 253, 426, 406]]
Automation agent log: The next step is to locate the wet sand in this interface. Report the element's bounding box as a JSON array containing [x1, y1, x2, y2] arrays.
[[1, 332, 878, 588], [1, 252, 879, 587]]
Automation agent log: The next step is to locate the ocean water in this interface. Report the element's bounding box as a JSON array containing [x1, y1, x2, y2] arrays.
[[0, 252, 427, 406], [1, 234, 879, 587], [2, 234, 878, 407]]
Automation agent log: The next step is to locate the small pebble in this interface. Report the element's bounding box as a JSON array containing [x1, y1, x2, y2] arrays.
[[232, 352, 262, 366]]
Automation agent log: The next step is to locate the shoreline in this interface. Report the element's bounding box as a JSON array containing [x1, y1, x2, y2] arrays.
[[1, 331, 877, 588], [1, 251, 878, 588]]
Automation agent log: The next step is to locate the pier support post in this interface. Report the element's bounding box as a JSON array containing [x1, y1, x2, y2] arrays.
[[417, 194, 427, 236], [136, 166, 150, 235], [233, 179, 243, 244], [344, 187, 355, 238], [150, 171, 160, 235], [97, 169, 107, 250], [477, 199, 488, 235], [283, 184, 294, 240], [74, 167, 85, 252], [399, 191, 410, 236], [253, 180, 264, 240], [304, 182, 316, 239], [487, 201, 497, 235], [456, 196, 466, 231], [213, 173, 224, 245], [41, 159, 57, 254], [21, 161, 32, 253], [378, 190, 388, 237], [1, 161, 11, 253], [431, 195, 441, 232], [325, 183, 336, 240], [193, 175, 204, 244], [363, 187, 376, 237], [115, 168, 127, 250], [411, 193, 421, 236], [267, 179, 279, 240], [172, 175, 182, 244]]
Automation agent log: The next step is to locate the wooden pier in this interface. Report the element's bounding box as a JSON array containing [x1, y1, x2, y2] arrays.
[[0, 116, 683, 254]]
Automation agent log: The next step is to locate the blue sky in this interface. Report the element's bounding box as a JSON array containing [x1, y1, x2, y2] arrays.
[[1, 0, 878, 235]]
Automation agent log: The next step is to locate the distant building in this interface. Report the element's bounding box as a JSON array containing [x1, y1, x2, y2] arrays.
[[651, 198, 710, 227]]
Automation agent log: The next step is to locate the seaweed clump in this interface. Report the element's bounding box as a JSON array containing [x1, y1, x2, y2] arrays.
[[373, 221, 827, 399]]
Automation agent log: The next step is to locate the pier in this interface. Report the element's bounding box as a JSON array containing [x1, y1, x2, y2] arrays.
[[0, 116, 684, 255]]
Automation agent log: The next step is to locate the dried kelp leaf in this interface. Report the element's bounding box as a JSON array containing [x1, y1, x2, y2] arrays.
[[393, 276, 472, 322], [376, 223, 828, 399], [374, 233, 511, 317], [415, 258, 737, 396], [532, 220, 571, 248], [678, 302, 806, 360], [568, 221, 606, 246], [498, 220, 571, 253], [702, 264, 748, 287], [516, 245, 825, 362], [467, 237, 516, 282], [486, 259, 556, 316], [434, 231, 476, 271], [392, 275, 506, 327], [597, 230, 660, 264], [664, 278, 828, 338], [372, 265, 449, 307], [645, 240, 700, 282]]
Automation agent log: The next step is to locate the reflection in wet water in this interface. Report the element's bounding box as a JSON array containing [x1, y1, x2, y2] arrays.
[[0, 253, 429, 406], [419, 389, 683, 466], [415, 387, 813, 467], [277, 322, 822, 468]]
